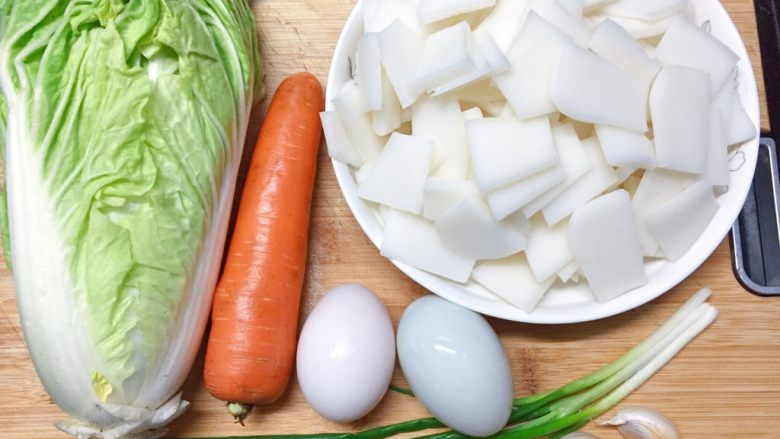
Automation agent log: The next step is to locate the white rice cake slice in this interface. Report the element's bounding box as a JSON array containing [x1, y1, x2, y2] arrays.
[[471, 253, 555, 312], [381, 209, 476, 282], [569, 190, 647, 302]]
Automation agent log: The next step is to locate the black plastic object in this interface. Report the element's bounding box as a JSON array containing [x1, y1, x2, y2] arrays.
[[732, 138, 780, 296], [733, 1, 780, 296], [754, 0, 780, 132]]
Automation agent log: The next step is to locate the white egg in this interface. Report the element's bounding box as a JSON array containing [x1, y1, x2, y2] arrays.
[[296, 284, 396, 423], [397, 295, 513, 437]]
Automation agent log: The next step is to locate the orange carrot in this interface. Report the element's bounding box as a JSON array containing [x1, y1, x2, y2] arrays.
[[203, 72, 323, 422]]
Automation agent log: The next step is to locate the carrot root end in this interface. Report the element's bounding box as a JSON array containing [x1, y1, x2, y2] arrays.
[[227, 402, 253, 425]]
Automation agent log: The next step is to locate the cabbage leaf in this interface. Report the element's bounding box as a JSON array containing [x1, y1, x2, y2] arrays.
[[0, 0, 262, 436]]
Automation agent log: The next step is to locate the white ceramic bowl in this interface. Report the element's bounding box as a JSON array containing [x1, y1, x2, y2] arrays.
[[326, 1, 760, 324]]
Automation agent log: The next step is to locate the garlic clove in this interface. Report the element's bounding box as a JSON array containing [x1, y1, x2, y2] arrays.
[[600, 407, 680, 439], [561, 433, 602, 439]]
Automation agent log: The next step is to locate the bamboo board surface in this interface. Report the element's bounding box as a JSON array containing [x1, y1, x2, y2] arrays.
[[0, 1, 777, 438]]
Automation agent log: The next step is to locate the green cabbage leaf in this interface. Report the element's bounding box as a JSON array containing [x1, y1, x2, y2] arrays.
[[0, 0, 262, 436]]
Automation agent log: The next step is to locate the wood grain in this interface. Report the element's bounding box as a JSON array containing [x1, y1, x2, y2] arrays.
[[0, 1, 777, 438]]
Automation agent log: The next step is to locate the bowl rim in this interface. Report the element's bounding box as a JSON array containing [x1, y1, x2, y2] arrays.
[[325, 0, 761, 324]]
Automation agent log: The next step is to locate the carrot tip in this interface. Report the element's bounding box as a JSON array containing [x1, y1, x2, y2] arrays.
[[227, 402, 253, 425]]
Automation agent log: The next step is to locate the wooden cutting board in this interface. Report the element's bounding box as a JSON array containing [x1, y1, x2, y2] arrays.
[[0, 1, 777, 438]]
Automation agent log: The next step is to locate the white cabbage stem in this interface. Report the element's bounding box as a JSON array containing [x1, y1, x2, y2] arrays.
[[55, 393, 188, 439]]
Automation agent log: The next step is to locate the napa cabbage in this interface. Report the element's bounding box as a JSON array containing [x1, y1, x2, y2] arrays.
[[0, 0, 263, 437]]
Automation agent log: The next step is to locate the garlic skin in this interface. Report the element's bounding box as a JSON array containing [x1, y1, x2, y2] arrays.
[[600, 407, 680, 439], [561, 433, 602, 439]]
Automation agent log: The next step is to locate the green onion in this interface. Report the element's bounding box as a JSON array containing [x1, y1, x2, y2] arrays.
[[388, 384, 415, 397], [190, 288, 717, 439], [189, 417, 445, 439]]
